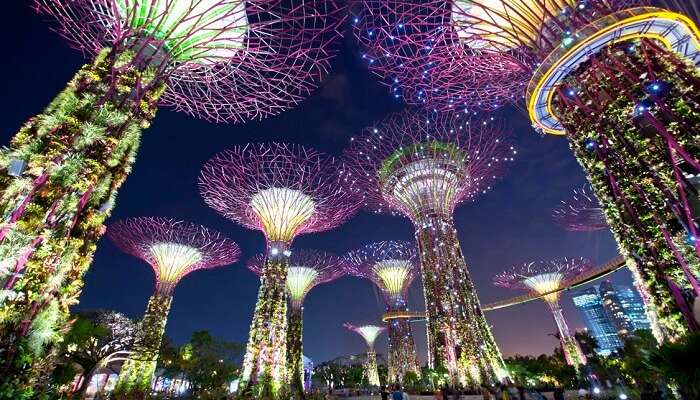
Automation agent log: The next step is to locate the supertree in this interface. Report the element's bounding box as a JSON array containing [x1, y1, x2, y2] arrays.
[[344, 241, 420, 384], [106, 217, 240, 396], [344, 111, 515, 385], [344, 323, 387, 387], [247, 249, 345, 398], [0, 0, 344, 383], [493, 257, 592, 370], [199, 143, 359, 397], [352, 0, 700, 340]]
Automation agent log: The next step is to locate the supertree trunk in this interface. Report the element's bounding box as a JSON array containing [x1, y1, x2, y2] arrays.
[[240, 246, 289, 398], [546, 300, 586, 368], [553, 39, 700, 340], [386, 302, 419, 384], [287, 307, 305, 399], [366, 349, 381, 387], [0, 47, 164, 386], [416, 215, 506, 386], [113, 287, 173, 399]]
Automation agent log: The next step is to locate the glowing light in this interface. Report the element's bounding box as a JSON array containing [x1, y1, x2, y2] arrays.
[[346, 324, 386, 347], [287, 266, 319, 305], [553, 185, 608, 232], [452, 0, 575, 50], [149, 243, 203, 284], [113, 0, 248, 63], [523, 272, 565, 303], [250, 187, 316, 242], [373, 260, 413, 298], [386, 158, 462, 217]]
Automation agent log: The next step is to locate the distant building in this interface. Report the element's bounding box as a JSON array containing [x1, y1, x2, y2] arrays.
[[572, 282, 651, 356], [572, 287, 622, 356]]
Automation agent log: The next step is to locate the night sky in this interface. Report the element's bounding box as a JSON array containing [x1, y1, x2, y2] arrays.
[[2, 2, 633, 366]]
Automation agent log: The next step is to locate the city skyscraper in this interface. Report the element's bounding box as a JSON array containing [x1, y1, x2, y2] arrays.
[[572, 282, 651, 355], [572, 288, 622, 356]]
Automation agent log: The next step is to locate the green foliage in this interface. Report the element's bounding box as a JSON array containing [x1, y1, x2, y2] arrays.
[[646, 332, 700, 399], [160, 330, 243, 399], [504, 352, 577, 389]]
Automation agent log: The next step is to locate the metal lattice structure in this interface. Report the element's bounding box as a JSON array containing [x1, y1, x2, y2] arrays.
[[494, 257, 592, 368], [352, 0, 644, 114], [552, 185, 608, 232], [344, 240, 420, 383], [344, 323, 386, 387], [199, 143, 358, 394], [108, 217, 241, 294], [200, 143, 359, 245], [107, 217, 239, 393], [352, 0, 533, 112], [344, 110, 513, 385], [35, 0, 346, 122]]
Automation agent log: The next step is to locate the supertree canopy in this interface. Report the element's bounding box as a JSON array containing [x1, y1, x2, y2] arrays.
[[0, 0, 344, 385], [552, 185, 608, 233], [344, 241, 420, 383], [354, 0, 700, 341], [199, 143, 359, 396], [494, 257, 592, 369], [344, 323, 387, 387], [107, 217, 240, 395], [344, 111, 515, 385], [248, 250, 345, 397]]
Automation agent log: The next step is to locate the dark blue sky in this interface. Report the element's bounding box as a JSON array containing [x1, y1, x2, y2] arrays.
[[1, 2, 633, 365]]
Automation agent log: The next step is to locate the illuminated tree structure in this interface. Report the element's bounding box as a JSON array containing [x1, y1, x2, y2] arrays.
[[107, 217, 240, 396], [247, 250, 345, 397], [493, 258, 592, 370], [344, 111, 515, 385], [554, 185, 666, 342], [344, 323, 386, 387], [0, 0, 344, 381], [552, 185, 608, 233], [353, 0, 700, 339], [199, 143, 358, 397], [344, 241, 420, 384]]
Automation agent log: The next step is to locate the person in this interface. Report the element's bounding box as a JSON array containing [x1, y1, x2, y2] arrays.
[[500, 385, 511, 400], [392, 385, 404, 400], [517, 385, 526, 400], [381, 386, 390, 400], [553, 386, 565, 400], [402, 387, 411, 400], [481, 385, 492, 400], [577, 388, 588, 400]]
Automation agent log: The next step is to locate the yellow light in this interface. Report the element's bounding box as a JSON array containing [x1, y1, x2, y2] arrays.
[[385, 158, 461, 216], [373, 260, 412, 297], [250, 187, 316, 242], [452, 0, 576, 51], [287, 266, 319, 306], [523, 272, 563, 303], [527, 9, 700, 135], [355, 326, 385, 346], [149, 242, 202, 284]]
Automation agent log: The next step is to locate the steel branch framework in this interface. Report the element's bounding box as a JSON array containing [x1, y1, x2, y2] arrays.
[[344, 241, 420, 383], [344, 323, 387, 387], [552, 185, 608, 232], [35, 0, 346, 122], [199, 143, 359, 396], [494, 257, 592, 369], [107, 217, 239, 394], [344, 111, 514, 385]]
